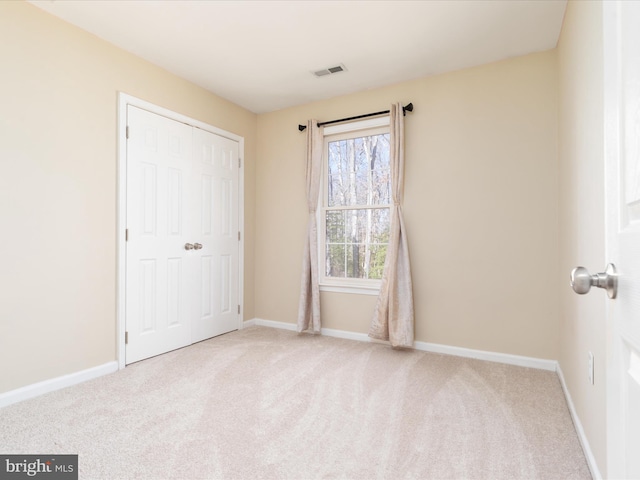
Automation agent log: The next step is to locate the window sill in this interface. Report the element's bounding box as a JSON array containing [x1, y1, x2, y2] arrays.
[[320, 283, 381, 296]]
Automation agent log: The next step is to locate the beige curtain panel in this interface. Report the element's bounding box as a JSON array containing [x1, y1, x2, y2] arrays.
[[369, 103, 415, 347], [297, 120, 324, 333]]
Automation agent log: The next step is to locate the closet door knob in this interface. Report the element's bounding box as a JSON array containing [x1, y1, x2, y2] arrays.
[[193, 243, 203, 250], [570, 263, 617, 299], [184, 243, 194, 251]]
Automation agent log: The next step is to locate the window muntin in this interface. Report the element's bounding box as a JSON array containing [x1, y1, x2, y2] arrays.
[[320, 125, 391, 291]]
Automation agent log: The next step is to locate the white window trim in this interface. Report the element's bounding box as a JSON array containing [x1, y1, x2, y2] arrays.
[[318, 116, 391, 296], [323, 116, 390, 135]]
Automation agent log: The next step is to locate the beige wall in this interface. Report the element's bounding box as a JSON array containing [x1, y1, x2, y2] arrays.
[[557, 0, 606, 474], [256, 51, 560, 360], [0, 1, 257, 393]]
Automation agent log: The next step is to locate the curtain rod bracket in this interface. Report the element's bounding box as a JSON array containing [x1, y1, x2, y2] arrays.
[[298, 102, 414, 132]]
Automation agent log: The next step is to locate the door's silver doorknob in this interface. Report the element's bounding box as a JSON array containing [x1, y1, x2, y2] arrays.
[[193, 243, 203, 250], [185, 243, 194, 250], [570, 263, 617, 299]]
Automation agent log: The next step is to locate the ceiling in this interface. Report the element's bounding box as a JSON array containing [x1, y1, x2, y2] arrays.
[[30, 0, 567, 114]]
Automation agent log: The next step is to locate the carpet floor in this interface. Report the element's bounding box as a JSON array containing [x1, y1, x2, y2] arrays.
[[0, 326, 591, 479]]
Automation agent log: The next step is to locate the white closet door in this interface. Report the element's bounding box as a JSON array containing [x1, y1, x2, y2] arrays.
[[125, 106, 194, 363], [125, 106, 240, 364], [191, 128, 240, 343]]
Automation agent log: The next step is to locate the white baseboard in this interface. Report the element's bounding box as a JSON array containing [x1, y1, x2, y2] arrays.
[[241, 318, 256, 328], [246, 318, 557, 371], [249, 318, 298, 331], [556, 365, 602, 479], [413, 340, 558, 371], [0, 361, 119, 409]]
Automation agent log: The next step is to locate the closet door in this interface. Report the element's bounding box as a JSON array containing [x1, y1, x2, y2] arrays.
[[191, 129, 240, 343], [125, 106, 241, 364], [125, 106, 194, 363]]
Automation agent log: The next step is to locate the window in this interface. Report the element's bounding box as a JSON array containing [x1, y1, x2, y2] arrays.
[[319, 118, 391, 294]]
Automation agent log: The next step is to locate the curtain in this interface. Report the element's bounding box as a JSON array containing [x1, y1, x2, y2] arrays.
[[369, 103, 415, 347], [297, 120, 324, 333]]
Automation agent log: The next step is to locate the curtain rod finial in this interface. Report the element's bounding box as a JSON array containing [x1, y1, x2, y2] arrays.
[[298, 124, 307, 132], [403, 103, 414, 115]]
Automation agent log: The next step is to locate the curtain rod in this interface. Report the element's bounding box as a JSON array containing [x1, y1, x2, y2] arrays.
[[298, 103, 413, 132]]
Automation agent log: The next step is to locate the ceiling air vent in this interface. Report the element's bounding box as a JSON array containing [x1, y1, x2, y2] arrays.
[[313, 64, 347, 78]]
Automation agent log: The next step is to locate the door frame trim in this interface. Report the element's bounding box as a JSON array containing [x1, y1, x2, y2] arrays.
[[116, 93, 245, 370]]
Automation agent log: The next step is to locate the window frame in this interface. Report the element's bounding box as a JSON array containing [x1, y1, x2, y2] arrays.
[[317, 116, 391, 296]]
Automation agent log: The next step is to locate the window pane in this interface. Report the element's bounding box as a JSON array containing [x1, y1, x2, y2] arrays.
[[325, 207, 390, 280], [372, 168, 391, 205], [326, 244, 346, 278], [368, 244, 388, 280], [327, 133, 390, 207], [327, 140, 351, 206], [345, 243, 359, 278], [371, 208, 390, 244], [326, 210, 345, 244]]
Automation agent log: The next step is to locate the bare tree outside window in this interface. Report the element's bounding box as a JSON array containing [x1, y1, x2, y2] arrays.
[[324, 132, 391, 280]]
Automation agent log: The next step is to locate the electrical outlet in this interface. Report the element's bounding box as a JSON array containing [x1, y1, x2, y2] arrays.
[[588, 351, 594, 385]]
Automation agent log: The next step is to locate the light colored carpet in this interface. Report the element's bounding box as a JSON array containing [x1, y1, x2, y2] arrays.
[[0, 326, 591, 479]]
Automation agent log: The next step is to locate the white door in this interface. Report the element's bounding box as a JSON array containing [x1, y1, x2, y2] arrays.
[[604, 1, 640, 478], [125, 106, 194, 363], [125, 106, 240, 364], [191, 128, 240, 343]]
